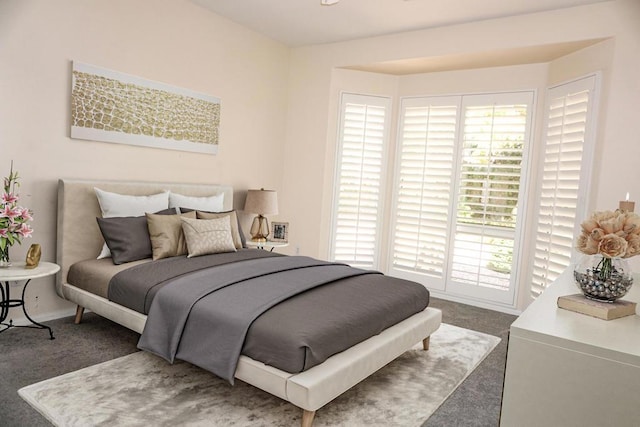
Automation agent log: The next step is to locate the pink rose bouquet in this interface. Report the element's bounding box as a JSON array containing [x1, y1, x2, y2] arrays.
[[576, 209, 640, 281], [577, 210, 640, 259]]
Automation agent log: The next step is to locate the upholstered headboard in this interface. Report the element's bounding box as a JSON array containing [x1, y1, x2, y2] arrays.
[[56, 179, 233, 298]]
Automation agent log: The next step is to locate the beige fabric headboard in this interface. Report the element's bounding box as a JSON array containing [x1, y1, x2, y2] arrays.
[[56, 179, 233, 299]]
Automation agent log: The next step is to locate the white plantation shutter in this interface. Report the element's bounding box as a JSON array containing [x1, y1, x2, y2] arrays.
[[330, 93, 391, 268], [390, 92, 533, 304], [450, 98, 530, 293], [531, 75, 599, 297], [391, 97, 459, 287]]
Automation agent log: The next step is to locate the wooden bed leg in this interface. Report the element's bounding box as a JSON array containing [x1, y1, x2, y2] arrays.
[[301, 409, 316, 427], [422, 337, 430, 351], [74, 305, 85, 324]]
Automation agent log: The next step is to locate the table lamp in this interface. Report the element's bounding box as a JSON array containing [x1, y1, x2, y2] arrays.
[[244, 188, 278, 242]]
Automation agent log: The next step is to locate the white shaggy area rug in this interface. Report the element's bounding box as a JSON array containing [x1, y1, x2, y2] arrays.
[[19, 324, 499, 427]]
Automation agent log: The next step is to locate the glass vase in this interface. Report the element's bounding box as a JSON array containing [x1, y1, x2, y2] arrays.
[[0, 242, 10, 268], [573, 254, 634, 302]]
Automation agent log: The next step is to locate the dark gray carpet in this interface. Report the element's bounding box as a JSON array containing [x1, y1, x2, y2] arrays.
[[425, 299, 516, 427], [0, 298, 515, 427]]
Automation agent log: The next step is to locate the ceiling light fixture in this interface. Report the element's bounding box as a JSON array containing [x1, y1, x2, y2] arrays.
[[321, 0, 339, 5]]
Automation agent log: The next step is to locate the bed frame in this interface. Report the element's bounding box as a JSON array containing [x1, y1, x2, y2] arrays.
[[56, 179, 442, 426]]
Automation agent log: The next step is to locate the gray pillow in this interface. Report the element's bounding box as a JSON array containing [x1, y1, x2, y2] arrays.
[[96, 208, 176, 265]]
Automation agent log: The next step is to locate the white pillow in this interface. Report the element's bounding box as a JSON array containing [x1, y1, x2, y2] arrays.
[[94, 188, 170, 259], [168, 191, 224, 212]]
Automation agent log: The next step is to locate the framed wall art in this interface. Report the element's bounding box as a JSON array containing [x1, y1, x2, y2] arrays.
[[70, 61, 220, 154]]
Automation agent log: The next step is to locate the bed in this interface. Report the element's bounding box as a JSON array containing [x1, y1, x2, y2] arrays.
[[55, 178, 442, 426]]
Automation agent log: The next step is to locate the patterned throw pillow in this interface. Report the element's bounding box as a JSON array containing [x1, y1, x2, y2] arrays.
[[180, 216, 237, 258], [195, 210, 244, 249]]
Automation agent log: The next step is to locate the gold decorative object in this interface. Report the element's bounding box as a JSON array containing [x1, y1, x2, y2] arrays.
[[25, 243, 41, 269], [244, 189, 278, 242]]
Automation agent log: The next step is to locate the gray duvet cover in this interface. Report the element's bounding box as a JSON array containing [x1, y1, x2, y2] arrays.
[[106, 250, 430, 382], [139, 256, 380, 383]]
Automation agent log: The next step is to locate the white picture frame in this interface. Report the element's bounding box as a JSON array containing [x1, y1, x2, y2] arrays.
[[271, 221, 288, 242]]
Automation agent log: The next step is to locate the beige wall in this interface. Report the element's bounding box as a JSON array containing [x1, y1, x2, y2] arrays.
[[282, 0, 640, 312], [0, 0, 290, 321]]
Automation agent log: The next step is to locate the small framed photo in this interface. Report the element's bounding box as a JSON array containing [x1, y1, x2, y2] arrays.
[[271, 222, 289, 242]]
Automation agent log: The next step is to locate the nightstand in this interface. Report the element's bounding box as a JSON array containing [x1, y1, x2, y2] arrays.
[[245, 241, 289, 252], [0, 261, 60, 339]]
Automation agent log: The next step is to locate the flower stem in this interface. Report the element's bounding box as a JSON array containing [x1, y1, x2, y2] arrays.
[[596, 256, 613, 280]]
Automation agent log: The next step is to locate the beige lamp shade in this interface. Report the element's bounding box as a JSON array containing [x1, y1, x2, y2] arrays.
[[244, 189, 278, 215], [244, 189, 278, 242]]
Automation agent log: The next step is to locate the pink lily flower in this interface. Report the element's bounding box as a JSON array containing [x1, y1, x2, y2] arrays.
[[1, 192, 18, 204], [0, 205, 19, 219], [19, 208, 33, 221], [18, 223, 33, 238], [1, 164, 33, 241]]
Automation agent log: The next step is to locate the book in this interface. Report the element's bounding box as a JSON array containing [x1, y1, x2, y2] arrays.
[[557, 294, 637, 320]]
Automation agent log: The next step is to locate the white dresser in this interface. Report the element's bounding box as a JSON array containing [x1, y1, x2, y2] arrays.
[[501, 270, 640, 426]]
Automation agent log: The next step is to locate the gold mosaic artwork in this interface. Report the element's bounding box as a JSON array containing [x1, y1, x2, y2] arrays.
[[71, 71, 219, 145]]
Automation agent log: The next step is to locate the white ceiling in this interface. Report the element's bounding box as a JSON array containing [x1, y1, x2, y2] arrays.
[[192, 0, 610, 47]]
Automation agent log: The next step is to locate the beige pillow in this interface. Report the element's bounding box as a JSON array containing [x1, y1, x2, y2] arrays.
[[146, 211, 196, 260], [196, 210, 243, 249], [181, 216, 237, 258]]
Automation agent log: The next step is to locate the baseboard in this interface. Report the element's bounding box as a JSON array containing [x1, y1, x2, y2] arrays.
[[9, 307, 77, 327], [429, 291, 522, 316]]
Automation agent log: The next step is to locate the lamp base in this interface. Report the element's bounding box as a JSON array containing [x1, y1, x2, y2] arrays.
[[250, 215, 270, 242]]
